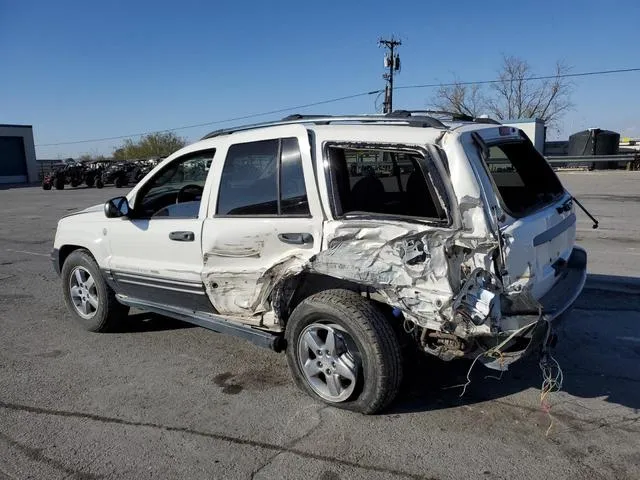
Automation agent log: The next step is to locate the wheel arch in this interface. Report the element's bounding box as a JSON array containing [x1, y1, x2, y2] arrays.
[[57, 244, 97, 272], [273, 272, 398, 327]]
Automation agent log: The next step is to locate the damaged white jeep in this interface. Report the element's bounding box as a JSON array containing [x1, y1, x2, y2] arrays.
[[52, 111, 587, 413]]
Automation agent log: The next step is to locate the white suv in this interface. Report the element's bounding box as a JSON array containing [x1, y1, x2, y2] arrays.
[[51, 111, 587, 413]]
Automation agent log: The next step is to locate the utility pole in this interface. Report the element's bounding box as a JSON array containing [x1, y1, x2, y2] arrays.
[[378, 36, 401, 113]]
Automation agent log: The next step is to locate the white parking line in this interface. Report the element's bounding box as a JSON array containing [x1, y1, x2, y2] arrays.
[[5, 249, 49, 257]]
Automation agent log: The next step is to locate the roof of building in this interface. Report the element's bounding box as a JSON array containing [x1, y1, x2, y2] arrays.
[[0, 124, 33, 129]]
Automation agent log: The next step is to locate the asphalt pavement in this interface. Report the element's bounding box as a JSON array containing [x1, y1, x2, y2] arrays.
[[0, 172, 639, 479]]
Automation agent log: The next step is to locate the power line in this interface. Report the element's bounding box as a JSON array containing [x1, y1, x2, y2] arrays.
[[35, 90, 381, 147], [395, 67, 640, 90], [36, 67, 640, 147]]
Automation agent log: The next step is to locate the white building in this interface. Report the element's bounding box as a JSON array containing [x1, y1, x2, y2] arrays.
[[502, 118, 546, 154]]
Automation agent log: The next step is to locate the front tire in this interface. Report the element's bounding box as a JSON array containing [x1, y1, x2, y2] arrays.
[[61, 250, 129, 332], [285, 289, 403, 414]]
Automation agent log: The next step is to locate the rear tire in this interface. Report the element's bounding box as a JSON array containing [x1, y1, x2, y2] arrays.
[[285, 289, 403, 414], [55, 178, 65, 190], [96, 178, 104, 189], [61, 249, 129, 332], [42, 182, 52, 190]]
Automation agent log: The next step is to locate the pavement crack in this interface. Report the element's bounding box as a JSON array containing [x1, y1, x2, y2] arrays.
[[250, 406, 329, 480], [249, 451, 283, 480], [283, 405, 328, 448], [0, 431, 102, 480], [0, 400, 432, 480]]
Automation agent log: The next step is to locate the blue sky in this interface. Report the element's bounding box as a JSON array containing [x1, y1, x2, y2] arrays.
[[1, 0, 639, 158]]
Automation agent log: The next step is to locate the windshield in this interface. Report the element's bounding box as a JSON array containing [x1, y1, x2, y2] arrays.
[[484, 140, 564, 217]]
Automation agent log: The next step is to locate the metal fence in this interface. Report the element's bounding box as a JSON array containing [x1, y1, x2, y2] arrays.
[[545, 153, 640, 170], [489, 153, 640, 171]]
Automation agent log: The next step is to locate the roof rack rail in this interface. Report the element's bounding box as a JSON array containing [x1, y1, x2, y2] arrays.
[[397, 109, 502, 125], [200, 112, 448, 139]]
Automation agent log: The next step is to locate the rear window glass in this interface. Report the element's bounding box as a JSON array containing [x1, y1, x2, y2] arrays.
[[485, 141, 564, 217]]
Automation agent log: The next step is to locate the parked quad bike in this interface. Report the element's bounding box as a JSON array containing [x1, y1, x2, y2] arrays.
[[42, 165, 70, 190], [42, 158, 161, 191], [99, 159, 160, 188]]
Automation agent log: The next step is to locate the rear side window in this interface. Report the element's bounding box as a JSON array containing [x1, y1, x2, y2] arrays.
[[326, 146, 446, 221], [485, 141, 564, 216], [217, 137, 310, 216]]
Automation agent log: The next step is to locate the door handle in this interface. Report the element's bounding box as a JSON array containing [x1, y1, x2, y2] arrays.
[[169, 231, 195, 242], [278, 233, 314, 245]]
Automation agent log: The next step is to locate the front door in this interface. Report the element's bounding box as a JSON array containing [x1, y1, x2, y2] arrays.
[[105, 149, 216, 312], [200, 125, 324, 322]]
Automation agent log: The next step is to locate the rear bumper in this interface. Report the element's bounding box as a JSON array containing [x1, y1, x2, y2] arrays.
[[539, 246, 587, 322], [481, 246, 587, 370]]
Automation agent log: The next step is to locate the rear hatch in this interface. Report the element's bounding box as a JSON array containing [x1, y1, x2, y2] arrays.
[[470, 127, 576, 300]]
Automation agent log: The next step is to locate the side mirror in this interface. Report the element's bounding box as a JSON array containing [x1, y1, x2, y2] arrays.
[[104, 196, 131, 218]]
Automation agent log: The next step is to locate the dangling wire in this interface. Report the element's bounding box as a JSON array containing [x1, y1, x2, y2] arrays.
[[539, 352, 564, 436], [449, 351, 485, 397], [403, 318, 416, 334], [373, 91, 385, 113], [484, 350, 506, 380]]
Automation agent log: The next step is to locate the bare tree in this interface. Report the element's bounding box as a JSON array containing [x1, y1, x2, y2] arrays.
[[431, 81, 485, 117], [487, 56, 573, 126], [430, 56, 574, 127]]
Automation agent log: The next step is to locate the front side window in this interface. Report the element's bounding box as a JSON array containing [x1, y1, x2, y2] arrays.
[[135, 150, 214, 218], [326, 146, 446, 221], [216, 137, 309, 216]]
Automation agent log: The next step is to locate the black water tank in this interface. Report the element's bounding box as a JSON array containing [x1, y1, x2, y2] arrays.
[[568, 128, 620, 169], [568, 129, 620, 156]]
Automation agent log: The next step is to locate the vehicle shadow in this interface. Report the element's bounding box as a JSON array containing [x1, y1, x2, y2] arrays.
[[390, 274, 640, 415], [110, 311, 196, 333]]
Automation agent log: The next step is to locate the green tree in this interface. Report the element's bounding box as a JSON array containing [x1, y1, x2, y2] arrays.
[[77, 153, 108, 162], [113, 132, 187, 160]]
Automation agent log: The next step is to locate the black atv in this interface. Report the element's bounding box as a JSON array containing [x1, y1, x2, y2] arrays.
[[101, 162, 138, 188], [85, 160, 112, 188], [42, 163, 76, 190], [133, 158, 160, 182], [42, 164, 64, 190]]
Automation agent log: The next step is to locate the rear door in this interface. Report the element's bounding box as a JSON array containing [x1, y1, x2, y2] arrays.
[[200, 125, 324, 321], [470, 127, 575, 299]]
